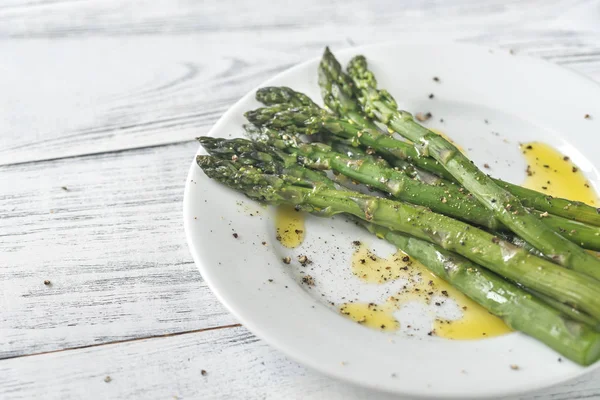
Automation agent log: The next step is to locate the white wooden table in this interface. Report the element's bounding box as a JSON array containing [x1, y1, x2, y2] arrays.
[[2, 1, 600, 398]]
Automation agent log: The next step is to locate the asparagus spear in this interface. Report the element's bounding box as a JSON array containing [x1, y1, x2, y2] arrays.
[[246, 102, 455, 177], [364, 223, 600, 364], [256, 85, 453, 178], [329, 137, 600, 252], [200, 139, 600, 362], [334, 127, 600, 228], [316, 49, 600, 278], [233, 131, 501, 229], [522, 288, 600, 331], [255, 85, 600, 227], [196, 154, 600, 320], [327, 137, 447, 186], [256, 86, 320, 109], [197, 136, 337, 190], [244, 110, 600, 251], [201, 138, 600, 321], [205, 133, 600, 251]]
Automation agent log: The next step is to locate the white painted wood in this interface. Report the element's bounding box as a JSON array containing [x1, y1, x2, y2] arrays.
[[0, 141, 237, 358], [1, 326, 599, 400], [0, 0, 598, 39], [3, 0, 600, 398], [2, 0, 600, 165]]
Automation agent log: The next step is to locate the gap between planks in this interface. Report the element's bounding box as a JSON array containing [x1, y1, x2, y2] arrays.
[[0, 139, 197, 168], [1, 323, 242, 361]]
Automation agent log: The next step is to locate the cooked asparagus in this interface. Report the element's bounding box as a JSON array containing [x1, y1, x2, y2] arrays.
[[365, 223, 600, 365], [196, 152, 600, 320], [254, 84, 600, 227], [243, 110, 600, 251], [314, 48, 600, 279]]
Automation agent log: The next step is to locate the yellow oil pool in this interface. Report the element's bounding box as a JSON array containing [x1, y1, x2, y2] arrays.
[[275, 205, 305, 248], [341, 244, 511, 339], [520, 142, 598, 206]]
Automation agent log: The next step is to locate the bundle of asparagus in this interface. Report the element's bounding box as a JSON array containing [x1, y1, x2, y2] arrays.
[[195, 47, 600, 365]]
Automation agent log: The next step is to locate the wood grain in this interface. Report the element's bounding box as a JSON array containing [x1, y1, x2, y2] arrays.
[[1, 325, 599, 400], [3, 0, 600, 398], [0, 141, 238, 359], [2, 0, 600, 165], [0, 0, 597, 39]]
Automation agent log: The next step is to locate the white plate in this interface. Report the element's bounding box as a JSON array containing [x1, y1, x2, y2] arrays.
[[184, 42, 600, 399]]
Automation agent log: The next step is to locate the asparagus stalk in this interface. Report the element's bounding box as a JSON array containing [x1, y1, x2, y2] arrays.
[[334, 121, 600, 228], [237, 130, 501, 229], [314, 49, 600, 278], [327, 137, 447, 186], [196, 154, 600, 320], [199, 139, 600, 363], [255, 85, 600, 227], [365, 223, 600, 365], [255, 85, 453, 178], [334, 128, 600, 228], [244, 110, 600, 251], [246, 102, 455, 177], [207, 133, 600, 252], [331, 137, 600, 252], [522, 288, 600, 330], [201, 138, 600, 323], [329, 137, 600, 252]]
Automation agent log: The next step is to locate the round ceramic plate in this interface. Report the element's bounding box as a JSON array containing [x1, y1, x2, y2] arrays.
[[184, 42, 600, 399]]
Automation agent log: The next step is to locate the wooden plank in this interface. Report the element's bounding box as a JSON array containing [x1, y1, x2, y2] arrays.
[[2, 1, 600, 165], [1, 325, 599, 400], [0, 0, 595, 39], [0, 34, 296, 166], [0, 0, 559, 37], [0, 140, 239, 359]]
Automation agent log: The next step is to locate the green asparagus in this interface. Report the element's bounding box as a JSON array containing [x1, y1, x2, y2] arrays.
[[327, 137, 447, 186], [255, 84, 600, 228], [197, 136, 337, 190], [316, 48, 600, 279], [365, 223, 600, 365], [191, 46, 600, 367], [244, 110, 600, 251], [256, 86, 320, 109], [521, 288, 600, 331], [196, 154, 600, 320]]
